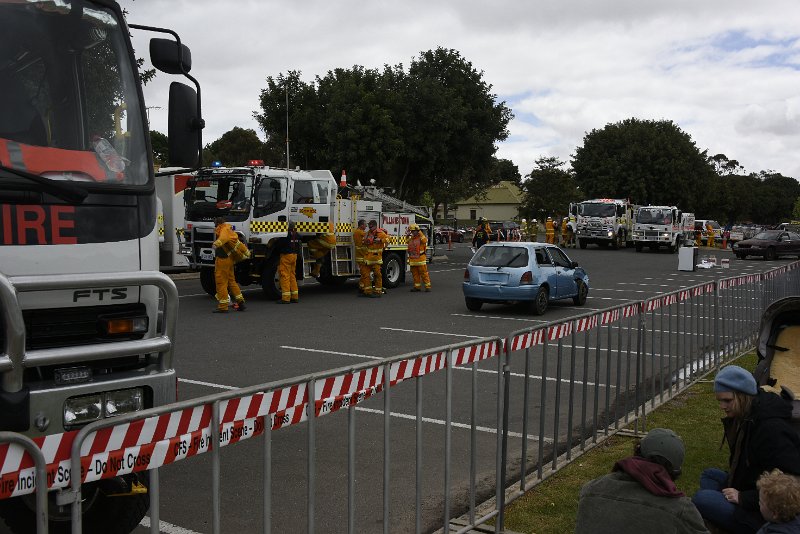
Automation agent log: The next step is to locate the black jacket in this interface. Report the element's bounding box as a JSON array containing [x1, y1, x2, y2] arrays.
[[723, 391, 800, 526], [277, 231, 301, 255]]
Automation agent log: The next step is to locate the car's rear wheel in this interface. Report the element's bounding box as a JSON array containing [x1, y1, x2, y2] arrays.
[[736, 253, 746, 260], [465, 297, 483, 311], [573, 280, 588, 306], [765, 247, 777, 261], [530, 286, 549, 315], [578, 239, 587, 249]]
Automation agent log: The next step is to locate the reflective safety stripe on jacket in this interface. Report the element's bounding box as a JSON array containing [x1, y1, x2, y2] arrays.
[[407, 234, 428, 266], [308, 233, 336, 258], [0, 137, 122, 182], [213, 223, 239, 250]]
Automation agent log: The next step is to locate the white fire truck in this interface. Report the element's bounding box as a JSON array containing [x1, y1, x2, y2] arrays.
[[571, 198, 638, 249], [0, 2, 200, 532], [179, 165, 433, 298], [156, 168, 191, 270], [632, 206, 695, 253]]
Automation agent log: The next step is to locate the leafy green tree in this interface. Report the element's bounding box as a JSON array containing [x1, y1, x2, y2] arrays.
[[203, 127, 266, 167], [150, 130, 169, 166], [571, 118, 714, 211], [750, 171, 800, 225], [519, 157, 581, 222], [793, 196, 800, 221]]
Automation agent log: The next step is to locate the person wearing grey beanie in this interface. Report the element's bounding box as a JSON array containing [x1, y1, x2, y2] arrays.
[[693, 366, 800, 534]]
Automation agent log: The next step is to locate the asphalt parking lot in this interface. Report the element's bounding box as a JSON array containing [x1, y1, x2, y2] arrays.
[[5, 242, 788, 534]]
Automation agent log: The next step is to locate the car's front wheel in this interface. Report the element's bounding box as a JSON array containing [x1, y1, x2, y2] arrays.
[[765, 247, 777, 261], [530, 286, 549, 315], [465, 297, 483, 311], [573, 280, 588, 306]]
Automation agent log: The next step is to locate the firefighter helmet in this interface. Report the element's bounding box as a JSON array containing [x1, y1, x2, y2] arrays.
[[409, 224, 420, 231]]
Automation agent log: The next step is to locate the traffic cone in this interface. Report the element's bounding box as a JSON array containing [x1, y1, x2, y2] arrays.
[[340, 170, 347, 188]]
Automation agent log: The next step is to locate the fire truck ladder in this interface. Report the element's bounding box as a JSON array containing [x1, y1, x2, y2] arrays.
[[353, 186, 431, 219], [330, 236, 355, 277]]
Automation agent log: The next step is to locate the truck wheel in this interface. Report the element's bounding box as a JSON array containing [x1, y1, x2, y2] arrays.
[[578, 239, 587, 250], [261, 259, 281, 299], [0, 474, 149, 534], [200, 267, 216, 296], [381, 252, 403, 289], [635, 243, 643, 252]]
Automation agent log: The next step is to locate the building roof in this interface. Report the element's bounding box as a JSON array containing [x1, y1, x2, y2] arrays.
[[455, 181, 522, 206]]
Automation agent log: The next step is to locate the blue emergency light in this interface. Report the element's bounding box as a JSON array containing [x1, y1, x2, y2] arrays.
[[212, 161, 222, 167]]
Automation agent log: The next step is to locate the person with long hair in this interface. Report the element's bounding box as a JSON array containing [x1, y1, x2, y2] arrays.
[[692, 366, 800, 533]]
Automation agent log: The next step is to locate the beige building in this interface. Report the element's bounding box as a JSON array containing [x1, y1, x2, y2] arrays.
[[452, 181, 523, 224]]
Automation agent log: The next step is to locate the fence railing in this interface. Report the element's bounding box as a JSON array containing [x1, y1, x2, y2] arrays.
[[1, 262, 798, 534]]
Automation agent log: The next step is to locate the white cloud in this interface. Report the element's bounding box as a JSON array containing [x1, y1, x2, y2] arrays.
[[122, 0, 800, 180]]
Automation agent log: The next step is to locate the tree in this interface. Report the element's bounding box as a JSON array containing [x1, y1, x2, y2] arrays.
[[793, 196, 800, 221], [519, 157, 581, 222], [150, 130, 169, 167], [203, 127, 266, 167], [750, 171, 800, 225], [571, 118, 714, 211]]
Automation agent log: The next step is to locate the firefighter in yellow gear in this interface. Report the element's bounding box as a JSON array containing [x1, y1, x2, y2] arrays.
[[276, 222, 301, 304], [308, 232, 336, 278], [706, 223, 716, 248], [361, 220, 387, 298], [353, 219, 368, 294], [212, 217, 246, 313], [545, 217, 555, 244], [472, 218, 491, 249], [561, 217, 569, 247], [695, 229, 702, 247], [407, 224, 430, 292]]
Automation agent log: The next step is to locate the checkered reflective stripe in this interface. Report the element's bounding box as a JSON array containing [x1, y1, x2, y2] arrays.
[[157, 214, 164, 235], [250, 220, 333, 233], [336, 222, 353, 233], [175, 228, 185, 236], [386, 235, 409, 245]]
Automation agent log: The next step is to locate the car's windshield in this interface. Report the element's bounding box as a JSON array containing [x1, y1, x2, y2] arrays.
[[0, 1, 148, 187], [471, 246, 529, 268], [580, 203, 616, 217], [636, 208, 672, 224], [753, 230, 781, 240]]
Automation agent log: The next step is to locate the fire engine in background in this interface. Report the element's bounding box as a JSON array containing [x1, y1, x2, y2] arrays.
[[571, 198, 638, 249], [0, 2, 200, 533], [179, 164, 433, 298], [632, 206, 695, 253], [156, 168, 192, 270]]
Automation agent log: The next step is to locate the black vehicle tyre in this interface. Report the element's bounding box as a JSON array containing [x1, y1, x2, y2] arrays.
[[0, 473, 149, 534], [573, 280, 588, 306], [530, 286, 549, 315], [261, 259, 281, 299], [578, 239, 587, 250], [635, 243, 643, 252], [382, 252, 403, 288], [669, 239, 679, 254], [736, 253, 746, 260], [765, 247, 777, 261], [200, 267, 216, 296], [465, 297, 483, 311]]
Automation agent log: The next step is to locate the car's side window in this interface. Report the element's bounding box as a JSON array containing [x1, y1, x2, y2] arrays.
[[547, 247, 571, 268], [535, 250, 551, 266], [789, 232, 800, 240]]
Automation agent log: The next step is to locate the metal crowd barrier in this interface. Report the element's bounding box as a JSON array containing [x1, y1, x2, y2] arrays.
[[0, 262, 798, 534]]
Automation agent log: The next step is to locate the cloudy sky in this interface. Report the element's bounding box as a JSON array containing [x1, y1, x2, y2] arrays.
[[123, 0, 800, 180]]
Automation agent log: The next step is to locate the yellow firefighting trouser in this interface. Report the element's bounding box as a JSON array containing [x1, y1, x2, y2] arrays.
[[707, 232, 715, 248], [361, 263, 382, 294], [214, 257, 243, 311], [279, 253, 298, 302], [695, 232, 702, 247], [411, 264, 430, 290], [545, 230, 554, 244], [357, 260, 366, 291]]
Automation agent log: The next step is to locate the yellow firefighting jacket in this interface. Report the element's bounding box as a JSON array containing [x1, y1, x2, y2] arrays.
[[363, 228, 387, 265], [407, 233, 428, 266], [354, 227, 367, 264], [308, 233, 336, 259]]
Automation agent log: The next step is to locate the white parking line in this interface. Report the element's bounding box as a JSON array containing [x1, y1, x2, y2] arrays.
[[428, 267, 467, 273], [280, 345, 384, 360], [140, 516, 203, 534], [451, 313, 546, 322], [379, 327, 482, 338]]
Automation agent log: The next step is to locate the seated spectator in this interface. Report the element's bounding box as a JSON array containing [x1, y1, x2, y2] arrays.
[[692, 366, 800, 534], [755, 469, 800, 533], [575, 428, 708, 533]]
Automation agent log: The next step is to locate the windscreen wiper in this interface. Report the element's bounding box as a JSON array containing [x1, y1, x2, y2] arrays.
[[0, 164, 88, 204], [499, 252, 523, 269]]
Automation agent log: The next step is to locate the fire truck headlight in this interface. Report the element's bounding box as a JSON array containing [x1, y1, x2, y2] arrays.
[[607, 230, 614, 238], [64, 394, 102, 426], [105, 388, 144, 418], [661, 233, 670, 238]]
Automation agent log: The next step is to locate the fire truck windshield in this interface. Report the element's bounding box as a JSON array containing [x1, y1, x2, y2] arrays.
[[636, 208, 672, 224], [186, 176, 252, 220], [580, 203, 616, 218], [0, 1, 149, 187]]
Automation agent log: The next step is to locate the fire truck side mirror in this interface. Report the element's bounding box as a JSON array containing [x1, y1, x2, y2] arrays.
[[150, 38, 192, 74], [168, 82, 201, 167]]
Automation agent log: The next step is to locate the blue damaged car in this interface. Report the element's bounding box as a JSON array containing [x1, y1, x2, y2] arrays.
[[462, 242, 590, 314]]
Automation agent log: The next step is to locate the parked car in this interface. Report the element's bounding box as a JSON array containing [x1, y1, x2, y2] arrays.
[[462, 242, 589, 314], [732, 230, 800, 260], [434, 226, 465, 244]]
